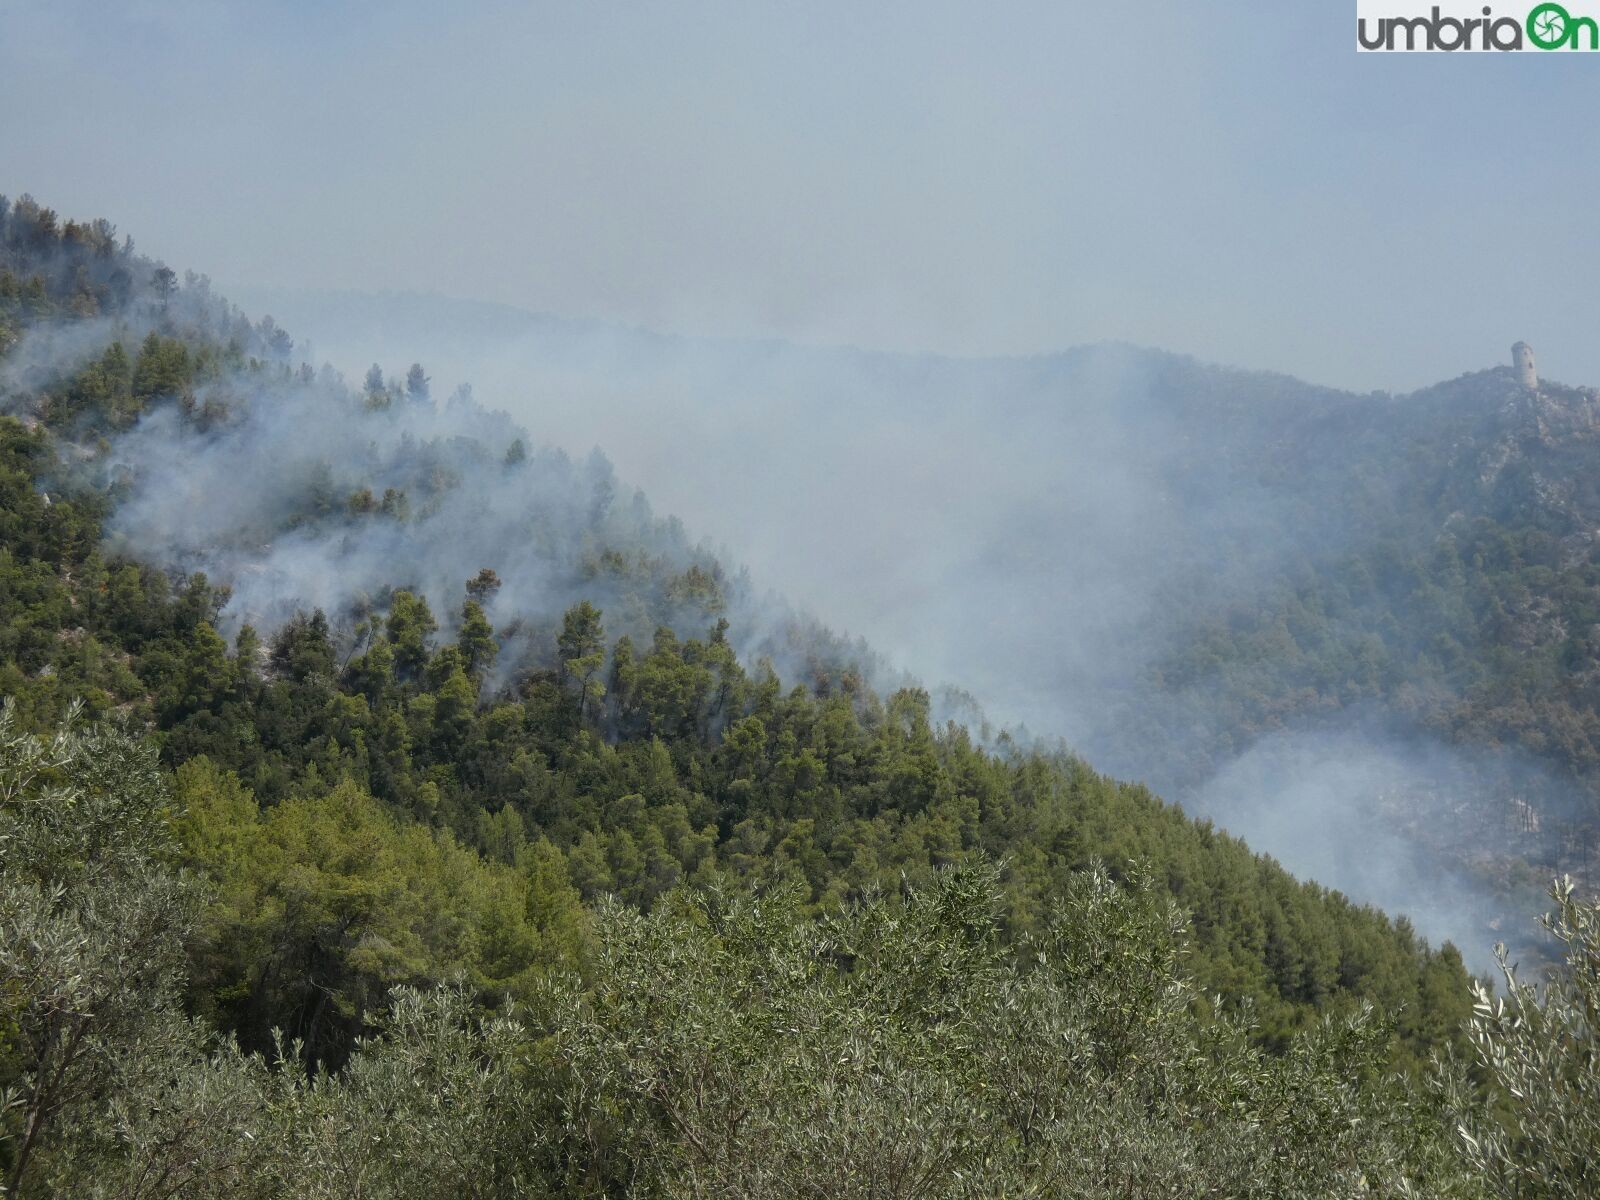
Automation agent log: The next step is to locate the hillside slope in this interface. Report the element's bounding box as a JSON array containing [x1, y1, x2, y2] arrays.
[[234, 287, 1600, 955], [0, 193, 1475, 1068]]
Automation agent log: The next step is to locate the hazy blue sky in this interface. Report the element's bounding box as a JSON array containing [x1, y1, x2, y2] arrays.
[[2, 0, 1593, 390]]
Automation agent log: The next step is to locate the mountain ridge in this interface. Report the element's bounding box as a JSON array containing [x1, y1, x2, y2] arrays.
[[33, 233, 1600, 963], [0, 191, 1479, 1064]]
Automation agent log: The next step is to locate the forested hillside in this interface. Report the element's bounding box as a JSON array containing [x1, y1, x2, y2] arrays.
[[4, 194, 1595, 1196], [0, 192, 1470, 1050], [254, 284, 1600, 954], [1081, 356, 1600, 919]]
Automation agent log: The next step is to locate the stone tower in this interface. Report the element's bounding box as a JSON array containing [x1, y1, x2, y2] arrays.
[[1512, 341, 1537, 389]]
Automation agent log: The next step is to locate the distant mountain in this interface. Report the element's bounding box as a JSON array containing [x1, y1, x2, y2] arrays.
[[14, 193, 1599, 975], [218, 286, 1600, 957], [0, 192, 1477, 1074]]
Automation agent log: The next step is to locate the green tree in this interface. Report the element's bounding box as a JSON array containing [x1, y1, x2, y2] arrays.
[[150, 265, 177, 309], [458, 599, 497, 679], [405, 363, 429, 404], [465, 568, 502, 605], [0, 703, 198, 1195], [557, 601, 605, 723], [1457, 876, 1600, 1198], [385, 591, 437, 682], [543, 861, 1478, 1199]]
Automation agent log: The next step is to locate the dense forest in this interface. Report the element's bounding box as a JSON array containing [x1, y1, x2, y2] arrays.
[[269, 281, 1600, 941], [960, 347, 1600, 917], [1, 194, 1596, 1196]]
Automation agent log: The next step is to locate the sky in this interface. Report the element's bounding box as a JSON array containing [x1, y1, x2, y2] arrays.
[[2, 0, 1596, 391]]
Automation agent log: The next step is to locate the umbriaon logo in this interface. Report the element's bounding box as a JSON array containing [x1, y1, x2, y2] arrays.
[[1356, 1, 1600, 49]]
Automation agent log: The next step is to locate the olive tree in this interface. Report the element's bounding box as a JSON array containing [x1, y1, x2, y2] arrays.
[[0, 701, 204, 1196], [1458, 877, 1599, 1199], [542, 861, 1478, 1199]]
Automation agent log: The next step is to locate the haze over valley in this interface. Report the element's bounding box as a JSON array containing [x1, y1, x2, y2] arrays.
[[3, 3, 1598, 1195], [231, 285, 1599, 963]]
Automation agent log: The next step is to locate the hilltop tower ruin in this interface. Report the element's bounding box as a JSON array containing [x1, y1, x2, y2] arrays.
[[1512, 341, 1537, 389]]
